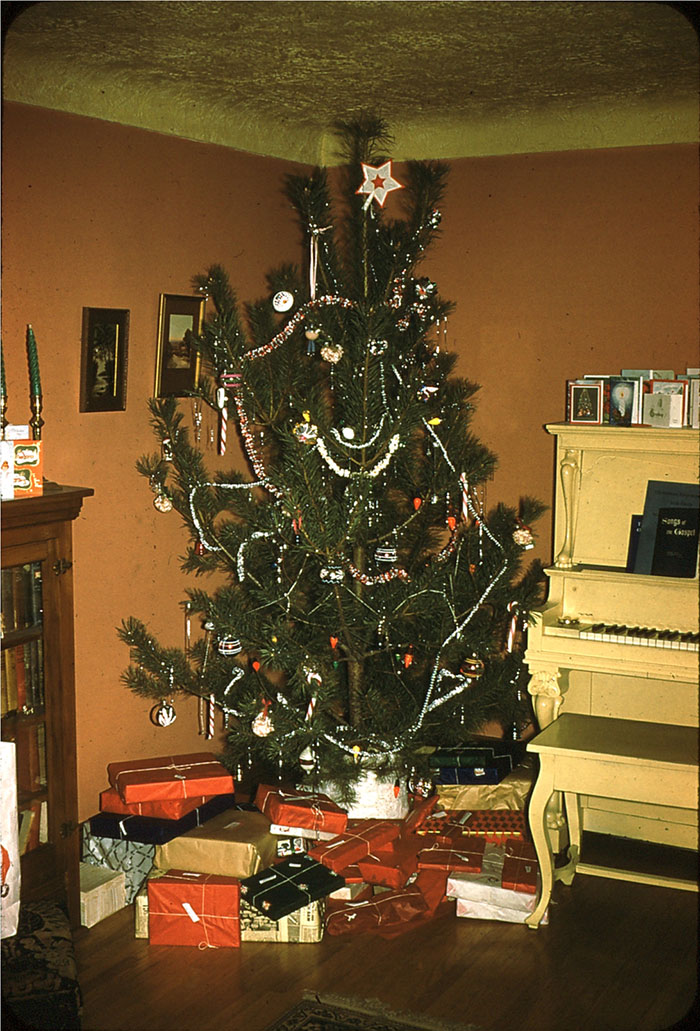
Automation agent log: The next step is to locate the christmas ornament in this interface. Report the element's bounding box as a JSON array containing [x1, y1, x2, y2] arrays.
[[153, 493, 172, 513], [217, 637, 242, 656], [447, 515, 457, 531], [150, 700, 176, 727], [320, 565, 344, 583], [341, 426, 355, 440], [419, 384, 438, 401], [216, 385, 228, 456], [293, 413, 318, 444], [460, 656, 485, 678], [415, 277, 436, 299], [407, 772, 435, 798], [252, 659, 261, 672], [304, 327, 320, 340], [375, 545, 397, 564], [320, 342, 343, 363], [272, 290, 294, 312], [403, 646, 414, 669], [513, 523, 535, 549], [252, 699, 274, 736], [299, 746, 316, 772], [413, 496, 422, 511], [195, 540, 210, 555], [352, 744, 362, 764], [329, 635, 339, 650], [161, 437, 174, 462], [355, 161, 404, 209]]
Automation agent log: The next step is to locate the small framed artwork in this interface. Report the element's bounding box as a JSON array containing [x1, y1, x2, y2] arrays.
[[568, 381, 603, 424], [154, 294, 206, 397], [80, 307, 130, 412]]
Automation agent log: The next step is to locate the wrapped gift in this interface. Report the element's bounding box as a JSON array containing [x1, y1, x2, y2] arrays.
[[240, 853, 345, 921], [325, 883, 428, 936], [436, 757, 536, 812], [401, 794, 439, 835], [446, 840, 541, 920], [254, 784, 348, 836], [240, 898, 324, 942], [275, 835, 310, 857], [308, 819, 402, 872], [435, 756, 512, 785], [134, 884, 149, 939], [415, 809, 474, 837], [99, 785, 224, 820], [153, 808, 277, 879], [81, 827, 154, 904], [328, 864, 365, 898], [428, 738, 527, 769], [79, 863, 127, 927], [459, 809, 529, 843], [148, 870, 240, 948], [455, 896, 547, 924], [107, 752, 234, 804], [269, 823, 338, 842], [356, 835, 422, 890], [416, 839, 486, 873], [84, 794, 238, 846]]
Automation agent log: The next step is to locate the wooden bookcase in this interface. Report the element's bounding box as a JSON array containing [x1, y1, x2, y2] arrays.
[[1, 484, 93, 926]]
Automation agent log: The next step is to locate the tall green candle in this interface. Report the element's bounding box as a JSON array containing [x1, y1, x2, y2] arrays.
[[26, 324, 41, 396]]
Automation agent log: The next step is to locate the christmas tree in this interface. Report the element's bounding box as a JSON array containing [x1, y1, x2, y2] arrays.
[[119, 117, 545, 801]]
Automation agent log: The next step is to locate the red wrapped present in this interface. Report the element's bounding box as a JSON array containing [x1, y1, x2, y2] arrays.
[[357, 835, 422, 890], [325, 868, 450, 939], [459, 809, 529, 843], [401, 794, 440, 835], [325, 883, 428, 936], [108, 753, 234, 804], [308, 819, 402, 873], [99, 786, 211, 821], [148, 870, 240, 948], [416, 838, 486, 873], [254, 784, 348, 835]]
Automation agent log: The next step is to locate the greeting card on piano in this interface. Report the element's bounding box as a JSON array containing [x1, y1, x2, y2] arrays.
[[634, 481, 700, 578]]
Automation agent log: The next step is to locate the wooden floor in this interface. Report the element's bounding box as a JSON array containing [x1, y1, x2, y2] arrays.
[[73, 852, 698, 1031]]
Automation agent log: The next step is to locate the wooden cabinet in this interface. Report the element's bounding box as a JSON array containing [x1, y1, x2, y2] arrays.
[[1, 484, 93, 926]]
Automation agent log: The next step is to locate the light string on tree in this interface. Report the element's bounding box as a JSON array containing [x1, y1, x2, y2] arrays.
[[188, 480, 266, 554], [244, 295, 355, 362]]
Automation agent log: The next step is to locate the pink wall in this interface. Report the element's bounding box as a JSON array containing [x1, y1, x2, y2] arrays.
[[2, 103, 697, 819]]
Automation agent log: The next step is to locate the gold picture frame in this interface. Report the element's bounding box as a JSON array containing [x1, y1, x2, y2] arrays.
[[154, 294, 205, 397], [80, 307, 130, 412]]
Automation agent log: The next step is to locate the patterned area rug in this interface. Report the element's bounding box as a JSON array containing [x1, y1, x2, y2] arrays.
[[265, 992, 481, 1031]]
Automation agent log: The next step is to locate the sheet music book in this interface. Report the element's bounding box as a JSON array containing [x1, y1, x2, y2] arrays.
[[634, 481, 700, 577]]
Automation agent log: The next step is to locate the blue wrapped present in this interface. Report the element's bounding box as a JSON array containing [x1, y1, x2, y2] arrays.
[[84, 793, 239, 845]]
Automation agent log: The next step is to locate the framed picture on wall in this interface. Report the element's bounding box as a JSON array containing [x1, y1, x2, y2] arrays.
[[154, 294, 205, 397], [80, 307, 130, 412]]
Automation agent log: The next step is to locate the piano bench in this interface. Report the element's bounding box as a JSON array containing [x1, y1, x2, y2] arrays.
[[525, 713, 699, 928]]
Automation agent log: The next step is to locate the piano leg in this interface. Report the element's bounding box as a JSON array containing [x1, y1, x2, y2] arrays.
[[526, 758, 556, 929], [527, 668, 569, 852]]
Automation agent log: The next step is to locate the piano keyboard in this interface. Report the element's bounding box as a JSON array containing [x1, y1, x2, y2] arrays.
[[577, 623, 699, 650]]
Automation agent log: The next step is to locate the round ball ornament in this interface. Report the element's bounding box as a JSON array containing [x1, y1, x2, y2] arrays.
[[217, 637, 242, 656], [153, 493, 173, 513], [252, 699, 274, 737], [299, 746, 316, 772], [320, 343, 343, 363], [150, 700, 177, 727], [272, 290, 294, 312], [513, 525, 535, 550], [407, 772, 435, 798]]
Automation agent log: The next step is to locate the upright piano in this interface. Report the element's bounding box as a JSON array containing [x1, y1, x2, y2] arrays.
[[524, 423, 699, 850]]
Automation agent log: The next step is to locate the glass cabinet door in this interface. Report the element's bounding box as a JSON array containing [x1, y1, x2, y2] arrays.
[[1, 561, 48, 857]]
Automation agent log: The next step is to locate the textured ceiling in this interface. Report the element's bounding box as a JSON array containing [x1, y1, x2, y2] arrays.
[[3, 1, 698, 163]]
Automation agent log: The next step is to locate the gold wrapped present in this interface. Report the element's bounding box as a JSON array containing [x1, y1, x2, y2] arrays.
[[436, 757, 536, 812], [153, 808, 277, 879]]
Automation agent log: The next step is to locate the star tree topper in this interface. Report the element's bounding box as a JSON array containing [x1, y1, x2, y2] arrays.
[[356, 160, 404, 209]]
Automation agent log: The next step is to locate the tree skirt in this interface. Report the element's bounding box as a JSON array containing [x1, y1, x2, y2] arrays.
[[264, 992, 481, 1031]]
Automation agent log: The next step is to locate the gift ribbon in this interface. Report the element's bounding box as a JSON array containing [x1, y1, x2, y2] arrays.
[[326, 887, 422, 929], [314, 821, 390, 859]]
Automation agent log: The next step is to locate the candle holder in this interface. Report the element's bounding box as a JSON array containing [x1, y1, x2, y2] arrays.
[[0, 393, 7, 440], [30, 394, 44, 441]]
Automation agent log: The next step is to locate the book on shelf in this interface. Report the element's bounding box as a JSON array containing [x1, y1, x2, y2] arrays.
[[633, 480, 700, 577]]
